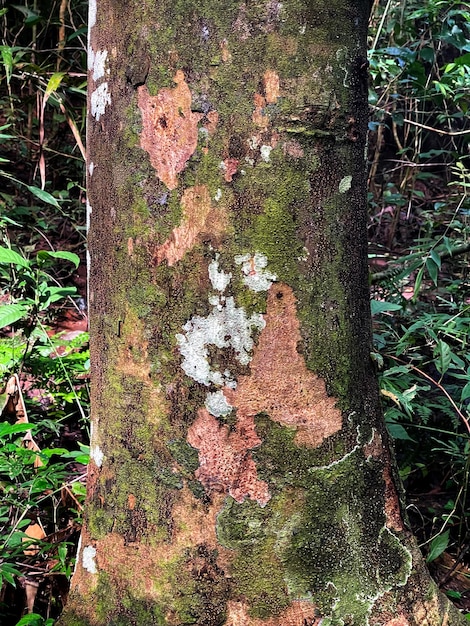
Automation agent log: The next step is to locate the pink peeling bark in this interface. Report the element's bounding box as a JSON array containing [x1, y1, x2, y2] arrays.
[[138, 70, 203, 190]]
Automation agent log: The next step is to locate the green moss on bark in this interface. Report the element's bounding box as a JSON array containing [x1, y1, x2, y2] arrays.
[[215, 418, 412, 624]]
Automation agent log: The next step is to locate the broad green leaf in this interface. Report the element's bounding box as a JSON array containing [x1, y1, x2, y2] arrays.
[[26, 185, 60, 208], [434, 340, 452, 375], [370, 300, 402, 315], [0, 422, 33, 438], [36, 250, 80, 268], [0, 303, 29, 328], [0, 247, 29, 267], [426, 529, 450, 563]]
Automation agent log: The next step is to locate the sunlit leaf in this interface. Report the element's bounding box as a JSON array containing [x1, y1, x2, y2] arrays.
[[36, 250, 80, 268], [0, 247, 29, 267], [0, 303, 29, 328]]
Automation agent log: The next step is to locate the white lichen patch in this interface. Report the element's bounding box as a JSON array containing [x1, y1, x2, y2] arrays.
[[208, 256, 232, 292], [235, 252, 277, 292], [176, 253, 277, 389], [88, 161, 94, 177], [260, 144, 272, 162], [92, 49, 108, 81], [176, 295, 265, 386], [91, 82, 111, 121], [82, 545, 97, 574], [90, 444, 104, 468], [205, 390, 233, 417], [339, 175, 352, 194], [214, 188, 222, 202]]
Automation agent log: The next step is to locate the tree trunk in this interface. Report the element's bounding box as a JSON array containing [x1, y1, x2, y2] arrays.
[[59, 0, 466, 624]]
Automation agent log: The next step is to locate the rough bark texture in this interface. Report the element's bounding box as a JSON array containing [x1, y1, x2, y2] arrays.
[[59, 0, 466, 624]]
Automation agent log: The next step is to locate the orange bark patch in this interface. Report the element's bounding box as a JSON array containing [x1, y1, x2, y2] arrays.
[[252, 92, 269, 128], [263, 69, 280, 104], [226, 284, 342, 447], [153, 184, 226, 266], [137, 70, 203, 190], [94, 488, 231, 601], [384, 618, 409, 626], [187, 408, 270, 505], [205, 110, 219, 135], [225, 599, 320, 626]]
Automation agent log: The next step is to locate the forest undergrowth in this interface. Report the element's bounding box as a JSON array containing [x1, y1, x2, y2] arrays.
[[0, 0, 469, 623]]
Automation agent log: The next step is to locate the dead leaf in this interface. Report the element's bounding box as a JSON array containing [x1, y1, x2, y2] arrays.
[[23, 522, 46, 556]]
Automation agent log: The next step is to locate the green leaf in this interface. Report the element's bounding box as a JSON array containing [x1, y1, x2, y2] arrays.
[[0, 45, 13, 84], [0, 247, 30, 267], [36, 250, 80, 268], [0, 303, 29, 328], [370, 300, 403, 315], [0, 422, 33, 438], [461, 382, 470, 402], [426, 257, 439, 286], [413, 265, 425, 300], [46, 286, 77, 304], [26, 185, 60, 208], [44, 72, 65, 100], [386, 422, 416, 442], [426, 529, 450, 563], [430, 248, 441, 268], [14, 613, 48, 626], [434, 340, 452, 375]]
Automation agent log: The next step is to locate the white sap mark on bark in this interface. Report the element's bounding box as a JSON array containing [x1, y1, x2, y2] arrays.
[[260, 144, 272, 162], [205, 390, 233, 417], [339, 175, 352, 193], [87, 47, 95, 72], [235, 252, 277, 292], [88, 161, 94, 177], [88, 0, 97, 30], [91, 82, 111, 121], [176, 253, 275, 388], [82, 545, 97, 574], [208, 256, 232, 292], [92, 49, 108, 81], [90, 444, 104, 468]]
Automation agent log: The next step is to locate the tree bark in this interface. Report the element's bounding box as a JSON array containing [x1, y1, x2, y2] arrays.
[[59, 0, 466, 624]]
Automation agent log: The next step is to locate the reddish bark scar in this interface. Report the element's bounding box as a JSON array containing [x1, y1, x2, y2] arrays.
[[187, 408, 270, 505], [137, 70, 203, 190], [226, 284, 342, 447], [187, 284, 342, 505]]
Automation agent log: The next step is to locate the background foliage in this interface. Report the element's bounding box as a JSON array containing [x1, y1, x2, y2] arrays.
[[0, 0, 469, 622]]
